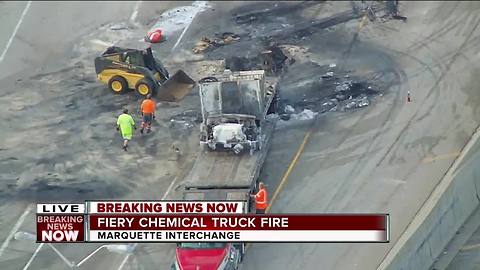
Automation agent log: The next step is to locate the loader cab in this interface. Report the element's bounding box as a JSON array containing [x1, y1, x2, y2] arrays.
[[120, 50, 143, 67], [139, 46, 170, 80]]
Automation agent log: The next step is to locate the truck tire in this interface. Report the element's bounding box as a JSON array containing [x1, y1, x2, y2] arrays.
[[135, 79, 156, 97], [108, 76, 128, 94]]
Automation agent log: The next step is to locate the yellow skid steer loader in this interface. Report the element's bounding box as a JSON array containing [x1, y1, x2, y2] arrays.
[[94, 43, 195, 102]]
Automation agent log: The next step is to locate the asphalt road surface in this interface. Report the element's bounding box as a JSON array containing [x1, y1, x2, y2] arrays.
[[0, 2, 184, 269], [430, 139, 480, 270], [445, 210, 480, 270], [244, 1, 480, 270], [2, 1, 480, 270], [243, 1, 480, 270]]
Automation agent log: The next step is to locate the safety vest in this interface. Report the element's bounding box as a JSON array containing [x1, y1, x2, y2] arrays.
[[255, 188, 268, 210], [141, 99, 155, 114], [117, 114, 135, 136]]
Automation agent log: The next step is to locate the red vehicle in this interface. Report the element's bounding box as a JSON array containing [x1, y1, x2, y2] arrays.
[[171, 186, 250, 270], [171, 242, 243, 270]]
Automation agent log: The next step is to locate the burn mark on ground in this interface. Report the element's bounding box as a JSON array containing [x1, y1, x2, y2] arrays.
[[232, 1, 322, 25]]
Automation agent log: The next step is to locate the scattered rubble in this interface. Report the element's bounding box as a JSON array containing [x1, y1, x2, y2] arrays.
[[192, 32, 241, 54], [279, 70, 381, 121], [290, 109, 318, 120], [169, 110, 202, 129], [374, 3, 408, 23], [261, 44, 288, 75], [335, 80, 352, 92], [279, 44, 310, 63], [322, 71, 334, 78], [284, 105, 295, 114], [169, 119, 195, 129], [328, 80, 378, 111], [109, 23, 129, 31], [225, 56, 259, 71], [279, 114, 291, 121], [225, 44, 288, 75], [168, 49, 206, 64]]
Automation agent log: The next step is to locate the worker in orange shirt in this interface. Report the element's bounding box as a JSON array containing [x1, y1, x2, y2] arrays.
[[250, 182, 268, 214], [140, 94, 156, 134]]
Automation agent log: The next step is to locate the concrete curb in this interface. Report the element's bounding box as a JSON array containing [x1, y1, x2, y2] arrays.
[[377, 124, 480, 270]]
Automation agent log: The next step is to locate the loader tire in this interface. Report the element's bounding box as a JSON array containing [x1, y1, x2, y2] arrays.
[[108, 76, 128, 94], [135, 79, 156, 97]]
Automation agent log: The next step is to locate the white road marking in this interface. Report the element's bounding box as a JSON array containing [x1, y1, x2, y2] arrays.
[[77, 245, 106, 267], [161, 176, 178, 200], [129, 1, 142, 28], [117, 177, 179, 270], [0, 1, 32, 63], [0, 204, 33, 257], [117, 243, 137, 270], [47, 243, 75, 267], [170, 20, 193, 53], [22, 243, 44, 270], [170, 1, 209, 53]]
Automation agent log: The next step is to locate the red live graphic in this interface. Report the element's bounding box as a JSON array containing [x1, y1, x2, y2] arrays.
[[37, 215, 85, 242]]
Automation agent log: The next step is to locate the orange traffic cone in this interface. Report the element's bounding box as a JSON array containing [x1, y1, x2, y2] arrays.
[[407, 91, 411, 102]]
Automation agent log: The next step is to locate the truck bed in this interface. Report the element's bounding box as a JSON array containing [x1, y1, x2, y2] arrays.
[[184, 119, 276, 190]]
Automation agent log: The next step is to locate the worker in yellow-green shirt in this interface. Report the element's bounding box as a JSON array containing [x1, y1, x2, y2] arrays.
[[116, 109, 136, 151]]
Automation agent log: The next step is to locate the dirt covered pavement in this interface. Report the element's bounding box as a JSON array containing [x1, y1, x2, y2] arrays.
[[0, 2, 204, 269]]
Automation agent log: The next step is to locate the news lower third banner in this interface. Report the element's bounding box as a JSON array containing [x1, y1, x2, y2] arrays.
[[36, 201, 389, 243]]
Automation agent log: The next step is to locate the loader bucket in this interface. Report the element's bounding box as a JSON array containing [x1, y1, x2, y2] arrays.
[[157, 70, 196, 102]]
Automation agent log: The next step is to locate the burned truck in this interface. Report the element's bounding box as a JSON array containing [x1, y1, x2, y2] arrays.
[[171, 70, 278, 270], [198, 70, 277, 154]]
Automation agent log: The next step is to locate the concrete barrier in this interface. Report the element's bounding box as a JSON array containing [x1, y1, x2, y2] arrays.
[[377, 126, 480, 270]]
